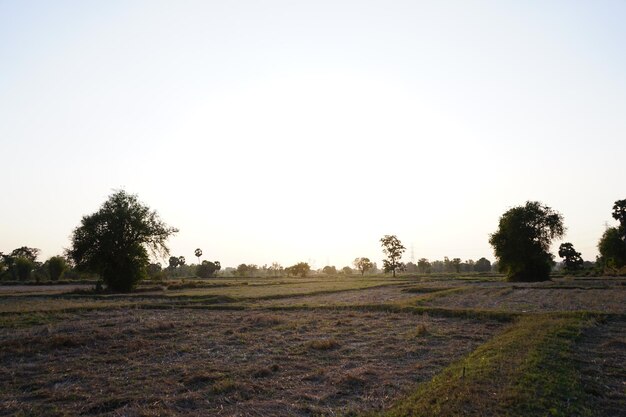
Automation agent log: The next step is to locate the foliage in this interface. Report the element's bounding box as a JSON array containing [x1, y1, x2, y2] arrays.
[[47, 256, 68, 281], [286, 262, 310, 277], [66, 190, 178, 292], [178, 256, 186, 266], [353, 257, 374, 275], [597, 227, 626, 270], [194, 248, 202, 262], [197, 260, 221, 278], [15, 257, 33, 281], [10, 246, 40, 262], [474, 257, 492, 272], [322, 265, 337, 275], [489, 201, 564, 282], [380, 235, 406, 277], [236, 263, 258, 277], [168, 256, 180, 269], [417, 258, 431, 273], [597, 199, 626, 271], [341, 266, 353, 275], [451, 258, 461, 273], [558, 243, 583, 271], [147, 263, 163, 279], [268, 262, 283, 276], [611, 199, 626, 229]]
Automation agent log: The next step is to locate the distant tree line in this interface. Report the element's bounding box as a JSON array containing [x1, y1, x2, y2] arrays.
[[4, 191, 623, 291]]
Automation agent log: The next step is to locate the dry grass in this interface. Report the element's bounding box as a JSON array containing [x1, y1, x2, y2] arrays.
[[0, 275, 624, 416], [0, 309, 501, 416]]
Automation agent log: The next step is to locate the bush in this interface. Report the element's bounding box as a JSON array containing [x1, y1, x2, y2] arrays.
[[15, 257, 33, 281], [48, 256, 68, 281]]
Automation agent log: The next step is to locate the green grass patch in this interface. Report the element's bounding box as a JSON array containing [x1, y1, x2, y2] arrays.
[[378, 315, 594, 417]]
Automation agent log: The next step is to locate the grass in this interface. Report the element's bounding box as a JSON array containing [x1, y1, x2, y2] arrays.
[[0, 275, 623, 416], [380, 315, 594, 417]]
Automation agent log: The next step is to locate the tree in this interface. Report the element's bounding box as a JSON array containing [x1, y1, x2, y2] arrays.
[[489, 201, 564, 282], [15, 257, 33, 281], [417, 258, 431, 273], [286, 262, 310, 277], [196, 260, 221, 278], [268, 262, 283, 277], [598, 227, 626, 270], [558, 243, 583, 272], [178, 256, 186, 267], [380, 235, 406, 277], [451, 258, 462, 273], [353, 257, 374, 275], [341, 266, 353, 275], [67, 190, 178, 292], [404, 262, 418, 273], [11, 247, 40, 262], [194, 248, 203, 264], [168, 256, 180, 269], [322, 265, 337, 275], [474, 257, 492, 273], [47, 256, 68, 281], [612, 199, 626, 230]]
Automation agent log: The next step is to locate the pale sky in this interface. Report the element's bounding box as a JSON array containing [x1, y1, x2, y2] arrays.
[[1, 1, 625, 269]]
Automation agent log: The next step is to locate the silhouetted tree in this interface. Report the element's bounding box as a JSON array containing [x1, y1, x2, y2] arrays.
[[196, 260, 221, 278], [380, 235, 406, 277], [558, 243, 584, 271], [47, 256, 68, 281], [11, 247, 40, 262], [612, 199, 626, 230], [67, 190, 178, 292], [195, 248, 203, 264], [474, 257, 491, 273], [341, 266, 353, 275], [15, 257, 33, 281], [353, 257, 374, 275], [178, 256, 186, 267], [168, 256, 180, 269], [489, 201, 564, 282]]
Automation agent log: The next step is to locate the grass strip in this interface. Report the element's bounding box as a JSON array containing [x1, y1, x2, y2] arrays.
[[377, 314, 595, 417]]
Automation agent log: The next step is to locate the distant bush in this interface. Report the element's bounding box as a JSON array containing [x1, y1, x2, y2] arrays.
[[15, 257, 33, 281], [48, 256, 68, 281]]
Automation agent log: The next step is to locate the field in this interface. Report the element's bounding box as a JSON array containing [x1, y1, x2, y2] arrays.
[[0, 275, 624, 416]]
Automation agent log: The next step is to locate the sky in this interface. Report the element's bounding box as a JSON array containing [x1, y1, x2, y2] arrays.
[[1, 1, 625, 269]]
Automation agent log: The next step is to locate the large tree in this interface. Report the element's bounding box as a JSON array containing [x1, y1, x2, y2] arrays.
[[380, 235, 405, 277], [489, 201, 564, 282], [67, 190, 178, 292]]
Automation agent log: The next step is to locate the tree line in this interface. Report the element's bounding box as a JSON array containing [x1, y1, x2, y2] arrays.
[[1, 191, 624, 291]]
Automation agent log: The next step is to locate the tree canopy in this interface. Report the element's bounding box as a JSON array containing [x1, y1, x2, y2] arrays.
[[67, 190, 178, 292], [380, 235, 405, 277], [558, 243, 583, 271], [489, 201, 564, 282], [353, 257, 373, 275]]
